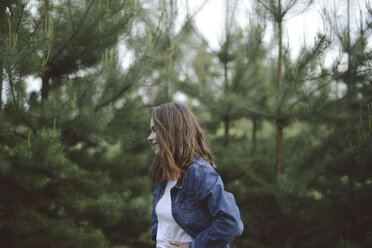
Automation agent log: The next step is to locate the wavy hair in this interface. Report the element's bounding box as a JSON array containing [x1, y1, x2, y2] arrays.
[[149, 102, 215, 184]]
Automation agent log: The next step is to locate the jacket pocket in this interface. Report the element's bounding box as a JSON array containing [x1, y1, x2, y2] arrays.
[[178, 197, 210, 233], [179, 197, 204, 226]]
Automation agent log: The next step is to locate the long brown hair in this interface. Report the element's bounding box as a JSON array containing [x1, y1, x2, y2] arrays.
[[149, 102, 215, 184]]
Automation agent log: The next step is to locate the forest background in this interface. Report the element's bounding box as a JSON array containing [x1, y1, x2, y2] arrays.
[[0, 0, 371, 247]]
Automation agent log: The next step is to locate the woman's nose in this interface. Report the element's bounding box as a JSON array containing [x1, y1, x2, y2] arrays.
[[147, 133, 153, 142]]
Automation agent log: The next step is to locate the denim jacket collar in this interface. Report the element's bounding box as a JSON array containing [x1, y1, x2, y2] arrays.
[[175, 157, 200, 188], [175, 172, 185, 188], [159, 172, 185, 189], [161, 157, 199, 189]]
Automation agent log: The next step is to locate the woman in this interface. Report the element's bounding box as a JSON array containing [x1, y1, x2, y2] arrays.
[[148, 102, 243, 248]]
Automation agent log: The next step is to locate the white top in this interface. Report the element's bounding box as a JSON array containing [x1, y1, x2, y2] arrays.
[[156, 180, 194, 248]]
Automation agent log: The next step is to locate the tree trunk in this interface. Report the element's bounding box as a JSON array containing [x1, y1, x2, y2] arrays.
[[275, 118, 283, 180], [275, 1, 283, 182], [41, 75, 49, 101], [222, 0, 230, 148], [276, 14, 283, 101], [251, 117, 257, 154], [274, 3, 284, 248], [223, 116, 230, 148], [223, 54, 230, 148]]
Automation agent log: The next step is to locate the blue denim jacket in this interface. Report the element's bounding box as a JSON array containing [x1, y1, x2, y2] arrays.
[[151, 157, 244, 248]]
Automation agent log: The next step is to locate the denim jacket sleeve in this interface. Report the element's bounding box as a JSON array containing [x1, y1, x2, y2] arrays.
[[188, 164, 243, 248], [151, 185, 158, 241]]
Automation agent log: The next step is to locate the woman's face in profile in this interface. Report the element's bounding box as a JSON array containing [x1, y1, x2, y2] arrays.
[[148, 118, 159, 154]]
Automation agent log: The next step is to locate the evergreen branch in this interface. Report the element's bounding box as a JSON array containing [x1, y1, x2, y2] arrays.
[[6, 67, 36, 135], [256, 0, 281, 21], [76, 1, 132, 46], [93, 10, 160, 112], [234, 103, 277, 120], [94, 82, 133, 111], [94, 16, 164, 111], [151, 8, 166, 48], [232, 39, 262, 92], [281, 0, 299, 18], [0, 130, 27, 148], [49, 0, 127, 67], [61, 129, 98, 148], [68, 0, 76, 28], [293, 34, 329, 83], [226, 0, 239, 32], [282, 34, 333, 113], [285, 0, 298, 11], [94, 55, 149, 112], [277, 86, 289, 113], [47, 0, 95, 66], [287, 59, 368, 120], [256, 0, 272, 14], [285, 78, 334, 112], [287, 95, 348, 121], [22, 38, 47, 63], [95, 1, 208, 111], [173, 0, 211, 42], [26, 19, 42, 41], [15, 5, 25, 34], [293, 72, 331, 83], [70, 0, 95, 40]]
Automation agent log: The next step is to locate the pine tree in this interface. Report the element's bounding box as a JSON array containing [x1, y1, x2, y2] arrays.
[[0, 0, 187, 247], [167, 1, 371, 248]]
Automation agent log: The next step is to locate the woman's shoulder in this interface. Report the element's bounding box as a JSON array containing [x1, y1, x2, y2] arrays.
[[188, 157, 213, 170], [186, 157, 224, 198], [187, 157, 218, 179]]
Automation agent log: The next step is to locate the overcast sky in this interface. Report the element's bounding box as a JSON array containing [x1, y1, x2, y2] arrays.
[[7, 0, 372, 96], [187, 0, 371, 55]]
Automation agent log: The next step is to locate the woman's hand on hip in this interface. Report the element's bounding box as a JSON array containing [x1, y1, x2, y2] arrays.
[[168, 241, 190, 248]]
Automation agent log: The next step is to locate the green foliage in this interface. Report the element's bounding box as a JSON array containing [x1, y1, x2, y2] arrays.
[[166, 1, 372, 248], [0, 0, 170, 247], [1, 0, 372, 247]]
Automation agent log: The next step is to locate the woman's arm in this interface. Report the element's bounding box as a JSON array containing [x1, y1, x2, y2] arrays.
[[189, 166, 243, 248]]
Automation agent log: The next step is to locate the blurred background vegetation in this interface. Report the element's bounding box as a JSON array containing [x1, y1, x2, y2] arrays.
[[0, 0, 371, 247]]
